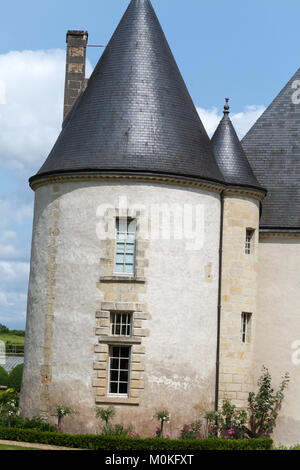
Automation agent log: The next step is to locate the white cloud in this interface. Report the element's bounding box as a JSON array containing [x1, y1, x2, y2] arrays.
[[0, 292, 11, 307], [0, 198, 33, 228], [197, 104, 266, 139], [0, 49, 93, 172], [0, 261, 29, 281]]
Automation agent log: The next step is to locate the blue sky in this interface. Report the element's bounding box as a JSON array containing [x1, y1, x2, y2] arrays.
[[1, 0, 300, 328]]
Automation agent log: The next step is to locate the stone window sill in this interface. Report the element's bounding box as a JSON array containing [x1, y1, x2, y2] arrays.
[[99, 276, 146, 284], [98, 335, 142, 345], [95, 397, 139, 406]]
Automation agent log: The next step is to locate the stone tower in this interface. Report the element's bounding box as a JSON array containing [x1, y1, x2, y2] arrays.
[[20, 0, 265, 434], [211, 100, 264, 409]]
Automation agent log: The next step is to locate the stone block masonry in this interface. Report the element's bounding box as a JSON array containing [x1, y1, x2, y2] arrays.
[[219, 193, 261, 409], [63, 31, 88, 121]]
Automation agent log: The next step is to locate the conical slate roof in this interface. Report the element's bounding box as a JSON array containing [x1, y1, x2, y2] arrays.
[[31, 0, 224, 185], [242, 67, 300, 228], [211, 99, 262, 189]]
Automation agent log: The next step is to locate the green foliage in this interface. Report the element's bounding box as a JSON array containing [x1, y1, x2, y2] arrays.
[[247, 366, 290, 438], [95, 406, 131, 437], [0, 415, 57, 432], [96, 406, 116, 426], [205, 368, 289, 440], [0, 427, 273, 450], [8, 330, 25, 337], [0, 334, 25, 345], [0, 325, 9, 333], [0, 389, 19, 427], [205, 399, 247, 439], [100, 423, 132, 437], [179, 421, 202, 439], [152, 409, 170, 437], [54, 404, 76, 432], [7, 364, 23, 392], [0, 325, 24, 337], [0, 388, 19, 405], [0, 366, 8, 387]]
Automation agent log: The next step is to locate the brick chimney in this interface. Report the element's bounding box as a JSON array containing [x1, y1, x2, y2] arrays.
[[63, 30, 88, 121]]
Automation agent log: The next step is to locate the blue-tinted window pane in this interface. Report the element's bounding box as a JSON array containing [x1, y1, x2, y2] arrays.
[[125, 264, 134, 274], [116, 254, 125, 263], [115, 264, 124, 273], [125, 254, 134, 264]]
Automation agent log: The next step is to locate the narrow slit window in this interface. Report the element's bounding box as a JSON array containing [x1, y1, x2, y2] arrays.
[[108, 346, 131, 396], [114, 218, 136, 275], [110, 313, 132, 337], [245, 229, 255, 254], [241, 312, 252, 343]]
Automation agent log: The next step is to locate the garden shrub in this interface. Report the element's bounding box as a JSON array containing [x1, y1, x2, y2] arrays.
[[0, 366, 8, 387], [7, 364, 23, 392], [0, 416, 56, 432], [100, 424, 132, 437], [180, 421, 202, 439], [0, 427, 273, 450]]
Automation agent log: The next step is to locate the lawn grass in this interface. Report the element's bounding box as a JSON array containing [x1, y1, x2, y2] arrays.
[[0, 334, 24, 345], [0, 443, 40, 450]]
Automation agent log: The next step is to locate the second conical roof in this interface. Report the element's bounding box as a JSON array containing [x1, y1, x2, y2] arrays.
[[211, 101, 263, 189], [31, 0, 224, 185]]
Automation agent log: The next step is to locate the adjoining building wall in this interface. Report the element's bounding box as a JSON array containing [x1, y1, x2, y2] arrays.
[[219, 194, 260, 409], [20, 179, 221, 435], [255, 235, 300, 446]]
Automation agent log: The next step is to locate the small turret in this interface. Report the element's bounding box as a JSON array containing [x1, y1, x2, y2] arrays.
[[211, 98, 263, 190]]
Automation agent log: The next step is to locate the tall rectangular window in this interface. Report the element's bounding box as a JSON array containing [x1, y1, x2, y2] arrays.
[[114, 218, 136, 275], [245, 229, 254, 254], [108, 346, 131, 396], [241, 312, 252, 343], [110, 313, 132, 337]]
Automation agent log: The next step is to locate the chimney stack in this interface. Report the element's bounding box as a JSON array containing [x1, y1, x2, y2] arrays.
[[63, 30, 88, 121]]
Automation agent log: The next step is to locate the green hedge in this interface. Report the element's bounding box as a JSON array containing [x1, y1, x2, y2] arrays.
[[0, 427, 272, 450], [0, 366, 8, 387], [7, 364, 23, 392]]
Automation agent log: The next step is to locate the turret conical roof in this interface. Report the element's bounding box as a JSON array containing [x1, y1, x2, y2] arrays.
[[211, 99, 263, 190], [30, 0, 224, 185]]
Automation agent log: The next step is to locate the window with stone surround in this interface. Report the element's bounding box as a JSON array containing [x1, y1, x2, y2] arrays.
[[245, 229, 255, 254], [108, 345, 131, 396], [241, 312, 252, 343], [114, 218, 137, 275], [110, 312, 132, 337]]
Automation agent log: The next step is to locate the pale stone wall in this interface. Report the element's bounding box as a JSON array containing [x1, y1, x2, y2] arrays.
[[20, 180, 221, 436], [255, 235, 300, 446], [219, 194, 260, 409]]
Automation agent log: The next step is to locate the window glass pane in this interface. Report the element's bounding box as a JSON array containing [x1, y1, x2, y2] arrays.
[[110, 358, 119, 369], [111, 370, 118, 381], [116, 254, 125, 263], [125, 254, 134, 264], [110, 382, 118, 394], [125, 264, 134, 274], [120, 359, 129, 370], [128, 220, 137, 233], [127, 233, 135, 243], [112, 347, 120, 356], [119, 382, 128, 394], [126, 244, 135, 254], [115, 264, 124, 273], [120, 371, 128, 382]]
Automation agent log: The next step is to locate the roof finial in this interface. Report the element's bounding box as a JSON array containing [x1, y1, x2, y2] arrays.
[[223, 97, 230, 115]]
